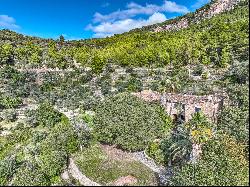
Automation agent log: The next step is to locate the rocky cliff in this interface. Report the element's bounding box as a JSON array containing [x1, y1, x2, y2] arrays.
[[153, 0, 244, 32]]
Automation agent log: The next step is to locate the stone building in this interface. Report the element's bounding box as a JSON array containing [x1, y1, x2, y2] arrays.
[[133, 90, 227, 123], [161, 93, 226, 122]]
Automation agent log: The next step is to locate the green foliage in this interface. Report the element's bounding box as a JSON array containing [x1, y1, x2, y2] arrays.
[[161, 126, 192, 165], [42, 122, 80, 154], [16, 41, 42, 65], [11, 162, 50, 186], [218, 106, 249, 144], [0, 1, 248, 69], [0, 43, 13, 65], [0, 93, 22, 109], [127, 77, 143, 92], [2, 109, 17, 122], [193, 64, 204, 76], [161, 113, 212, 166], [38, 149, 67, 178], [186, 112, 213, 144], [170, 134, 249, 186], [227, 83, 249, 109], [93, 93, 172, 151], [26, 102, 64, 127], [0, 156, 19, 186], [145, 140, 165, 165], [225, 60, 249, 84]]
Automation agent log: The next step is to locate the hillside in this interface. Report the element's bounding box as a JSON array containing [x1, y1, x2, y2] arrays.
[[0, 0, 248, 71], [0, 0, 249, 186], [135, 0, 247, 32]]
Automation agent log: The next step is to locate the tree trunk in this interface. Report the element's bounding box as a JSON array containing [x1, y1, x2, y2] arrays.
[[190, 143, 202, 164]]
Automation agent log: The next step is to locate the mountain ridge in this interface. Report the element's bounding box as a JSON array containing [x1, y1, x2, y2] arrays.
[[130, 0, 247, 33], [0, 0, 248, 42]]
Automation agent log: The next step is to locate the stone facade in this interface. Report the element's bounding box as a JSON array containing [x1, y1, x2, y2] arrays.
[[133, 90, 227, 122], [161, 93, 226, 122]]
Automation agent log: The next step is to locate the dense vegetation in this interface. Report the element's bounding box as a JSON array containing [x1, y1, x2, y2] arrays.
[[0, 0, 249, 186], [0, 104, 82, 186], [0, 1, 249, 72], [93, 93, 172, 151]]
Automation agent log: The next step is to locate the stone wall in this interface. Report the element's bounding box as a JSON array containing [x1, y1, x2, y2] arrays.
[[161, 93, 226, 122], [133, 90, 227, 122]]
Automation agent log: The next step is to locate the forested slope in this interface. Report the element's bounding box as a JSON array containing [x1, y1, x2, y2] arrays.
[[0, 0, 248, 72]]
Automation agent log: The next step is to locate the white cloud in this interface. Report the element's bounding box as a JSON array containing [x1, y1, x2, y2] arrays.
[[88, 12, 167, 38], [93, 1, 189, 23], [101, 2, 110, 8], [191, 0, 211, 9], [0, 15, 20, 30]]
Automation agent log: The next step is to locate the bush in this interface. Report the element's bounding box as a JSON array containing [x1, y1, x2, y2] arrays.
[[93, 93, 172, 151], [25, 102, 63, 127], [127, 77, 143, 92], [169, 134, 249, 186], [0, 93, 22, 109], [192, 64, 204, 76], [38, 149, 67, 178], [161, 126, 192, 166], [0, 156, 19, 186], [41, 122, 80, 154], [2, 109, 17, 122], [218, 106, 249, 144], [145, 140, 165, 165], [11, 162, 50, 186]]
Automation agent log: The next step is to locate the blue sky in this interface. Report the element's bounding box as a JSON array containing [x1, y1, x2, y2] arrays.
[[0, 0, 210, 40]]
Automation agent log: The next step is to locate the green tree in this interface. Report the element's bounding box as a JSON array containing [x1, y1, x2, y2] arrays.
[[170, 134, 249, 186], [0, 43, 13, 65]]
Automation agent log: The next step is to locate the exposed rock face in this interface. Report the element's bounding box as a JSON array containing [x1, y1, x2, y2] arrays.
[[154, 0, 242, 32]]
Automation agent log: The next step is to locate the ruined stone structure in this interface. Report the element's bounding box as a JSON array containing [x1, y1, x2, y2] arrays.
[[133, 90, 227, 122], [161, 93, 226, 122]]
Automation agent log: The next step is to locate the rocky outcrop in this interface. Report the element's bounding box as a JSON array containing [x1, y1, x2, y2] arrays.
[[154, 0, 243, 32]]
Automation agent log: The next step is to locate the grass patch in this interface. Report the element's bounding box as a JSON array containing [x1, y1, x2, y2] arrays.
[[74, 144, 158, 186]]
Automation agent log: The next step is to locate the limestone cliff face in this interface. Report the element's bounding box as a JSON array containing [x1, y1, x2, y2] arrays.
[[153, 0, 243, 33]]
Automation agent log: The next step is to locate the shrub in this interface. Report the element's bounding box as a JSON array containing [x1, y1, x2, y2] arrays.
[[201, 71, 209, 79], [169, 134, 249, 186], [38, 149, 67, 178], [11, 162, 50, 186], [25, 102, 63, 127], [145, 140, 165, 165], [127, 77, 143, 92], [218, 106, 249, 144], [2, 109, 17, 122], [41, 122, 80, 154], [193, 64, 204, 76], [161, 126, 192, 166], [0, 156, 19, 186], [0, 93, 22, 109], [93, 93, 172, 151]]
